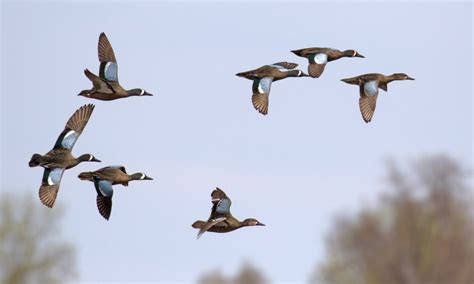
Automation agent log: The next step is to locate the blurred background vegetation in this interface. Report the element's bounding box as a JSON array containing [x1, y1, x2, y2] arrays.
[[1, 154, 472, 283], [198, 262, 268, 284], [314, 154, 474, 284], [198, 154, 474, 284], [0, 194, 76, 284]]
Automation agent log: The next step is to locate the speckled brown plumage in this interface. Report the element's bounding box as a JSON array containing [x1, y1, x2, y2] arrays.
[[291, 47, 364, 78], [341, 73, 415, 123], [192, 187, 265, 239]]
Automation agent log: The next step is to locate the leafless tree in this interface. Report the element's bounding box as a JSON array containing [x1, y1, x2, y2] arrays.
[[313, 155, 474, 284], [0, 194, 76, 284]]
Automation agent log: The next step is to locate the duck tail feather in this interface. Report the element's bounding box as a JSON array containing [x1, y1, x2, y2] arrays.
[[29, 154, 42, 167]]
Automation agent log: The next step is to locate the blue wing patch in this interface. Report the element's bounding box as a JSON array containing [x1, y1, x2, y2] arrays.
[[253, 77, 273, 94], [94, 179, 114, 197], [364, 80, 379, 97], [61, 130, 79, 149], [312, 53, 328, 64], [104, 62, 118, 82], [42, 168, 64, 185], [216, 199, 231, 214]]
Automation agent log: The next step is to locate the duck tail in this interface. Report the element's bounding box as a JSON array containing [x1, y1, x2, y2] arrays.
[[341, 77, 359, 85], [291, 49, 303, 57], [78, 171, 94, 181], [235, 71, 255, 80], [192, 220, 205, 229], [29, 154, 42, 167]]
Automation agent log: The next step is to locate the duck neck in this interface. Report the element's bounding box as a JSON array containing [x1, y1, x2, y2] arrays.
[[385, 74, 402, 83], [342, 50, 355, 58]]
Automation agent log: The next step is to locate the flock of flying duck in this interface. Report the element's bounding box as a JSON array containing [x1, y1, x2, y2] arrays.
[[28, 33, 414, 238]]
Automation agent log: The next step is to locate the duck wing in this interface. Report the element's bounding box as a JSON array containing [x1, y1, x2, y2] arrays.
[[211, 188, 232, 215], [251, 77, 273, 115], [271, 62, 298, 70], [197, 217, 227, 239], [84, 69, 117, 94], [308, 53, 328, 78], [94, 179, 114, 220], [54, 104, 95, 150], [104, 165, 128, 174], [39, 168, 65, 208], [359, 81, 379, 123], [98, 32, 119, 82]]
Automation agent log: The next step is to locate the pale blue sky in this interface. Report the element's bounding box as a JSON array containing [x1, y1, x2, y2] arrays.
[[1, 1, 472, 283]]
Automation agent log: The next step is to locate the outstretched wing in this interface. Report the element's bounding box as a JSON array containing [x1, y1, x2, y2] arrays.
[[210, 188, 232, 214], [251, 77, 273, 115], [308, 53, 328, 78], [84, 69, 115, 94], [98, 32, 119, 82], [272, 62, 298, 70], [94, 179, 114, 220], [54, 104, 95, 150], [39, 168, 65, 208], [359, 81, 379, 123], [197, 217, 227, 239], [106, 165, 127, 174]]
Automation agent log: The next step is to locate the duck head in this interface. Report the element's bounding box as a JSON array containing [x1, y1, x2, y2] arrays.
[[242, 218, 265, 227], [78, 154, 101, 163], [129, 88, 153, 96], [391, 73, 415, 80], [130, 172, 153, 180], [343, 50, 365, 58]]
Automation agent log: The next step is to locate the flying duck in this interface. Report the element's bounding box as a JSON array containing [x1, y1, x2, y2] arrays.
[[78, 32, 153, 100], [341, 73, 415, 123], [291, 47, 364, 78], [192, 187, 265, 239], [29, 104, 101, 208], [236, 62, 308, 115], [78, 166, 153, 220]]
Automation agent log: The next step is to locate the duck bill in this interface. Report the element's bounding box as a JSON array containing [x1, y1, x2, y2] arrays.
[[257, 222, 266, 226], [407, 76, 415, 80], [144, 176, 153, 180], [144, 92, 153, 96], [92, 158, 101, 162], [356, 54, 365, 58]]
